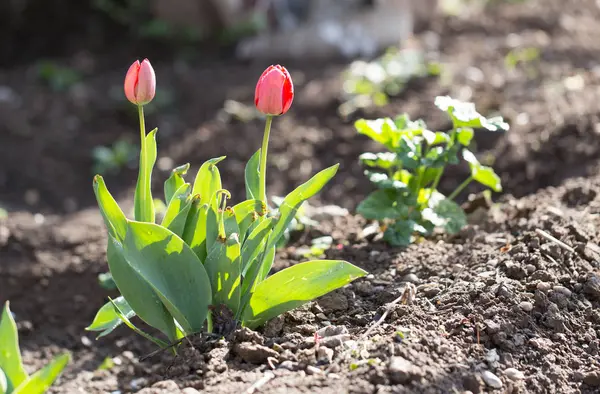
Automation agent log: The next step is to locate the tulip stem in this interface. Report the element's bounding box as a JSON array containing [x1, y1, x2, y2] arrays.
[[258, 115, 273, 204], [137, 105, 147, 218]]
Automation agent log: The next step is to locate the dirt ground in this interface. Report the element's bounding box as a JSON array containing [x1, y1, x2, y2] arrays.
[[2, 0, 600, 393]]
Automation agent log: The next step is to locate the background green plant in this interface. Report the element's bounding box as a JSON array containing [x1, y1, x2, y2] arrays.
[[0, 302, 70, 394], [338, 46, 441, 118], [355, 96, 508, 246]]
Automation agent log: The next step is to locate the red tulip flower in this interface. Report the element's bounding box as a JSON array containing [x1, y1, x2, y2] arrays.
[[254, 65, 294, 116], [124, 59, 156, 106]]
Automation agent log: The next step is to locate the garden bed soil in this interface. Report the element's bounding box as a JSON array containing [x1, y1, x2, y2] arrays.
[[2, 0, 600, 393]]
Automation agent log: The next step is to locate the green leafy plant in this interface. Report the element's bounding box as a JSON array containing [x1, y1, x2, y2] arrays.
[[92, 139, 138, 175], [0, 301, 70, 394], [36, 61, 82, 92], [355, 96, 508, 246], [339, 45, 441, 118], [86, 61, 366, 349]]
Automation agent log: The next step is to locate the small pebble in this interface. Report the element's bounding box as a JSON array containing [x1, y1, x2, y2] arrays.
[[316, 313, 328, 320], [481, 370, 503, 389], [504, 368, 525, 381], [584, 371, 600, 386], [525, 264, 536, 275], [306, 365, 322, 375], [182, 389, 201, 394], [537, 282, 551, 292], [519, 301, 534, 312], [553, 286, 572, 297], [278, 360, 296, 370], [401, 273, 419, 283]]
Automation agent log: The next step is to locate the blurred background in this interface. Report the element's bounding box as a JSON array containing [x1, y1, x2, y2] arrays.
[[1, 0, 599, 218]]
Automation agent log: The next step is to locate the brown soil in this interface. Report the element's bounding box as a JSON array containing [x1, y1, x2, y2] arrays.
[[2, 0, 600, 393]]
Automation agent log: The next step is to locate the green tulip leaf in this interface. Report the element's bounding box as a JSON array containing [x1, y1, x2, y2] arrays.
[[134, 128, 157, 223], [232, 200, 266, 242], [205, 234, 242, 315], [86, 296, 135, 339], [93, 175, 127, 242], [122, 221, 212, 334], [268, 165, 338, 247], [181, 199, 209, 263], [245, 150, 261, 201], [0, 367, 7, 394], [192, 157, 225, 211], [106, 236, 178, 341], [242, 260, 367, 329], [12, 353, 70, 394], [164, 163, 190, 205], [161, 183, 192, 236], [0, 302, 28, 391], [241, 217, 275, 275], [107, 297, 171, 348]]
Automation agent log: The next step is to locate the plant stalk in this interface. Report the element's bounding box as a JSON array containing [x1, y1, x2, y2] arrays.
[[258, 116, 273, 204], [137, 105, 147, 220], [447, 176, 473, 201]]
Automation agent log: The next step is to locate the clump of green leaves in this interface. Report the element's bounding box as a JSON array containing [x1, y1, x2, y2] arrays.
[[87, 78, 366, 348], [355, 96, 508, 246], [339, 46, 441, 118], [0, 302, 70, 394]]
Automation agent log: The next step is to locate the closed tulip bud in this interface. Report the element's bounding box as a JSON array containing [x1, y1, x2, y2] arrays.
[[254, 65, 294, 116], [124, 59, 156, 106]]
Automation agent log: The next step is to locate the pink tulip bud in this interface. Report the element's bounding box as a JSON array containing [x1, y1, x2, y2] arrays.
[[124, 59, 156, 106], [254, 65, 294, 116]]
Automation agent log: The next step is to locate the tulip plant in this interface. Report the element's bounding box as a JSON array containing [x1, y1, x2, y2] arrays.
[[356, 96, 508, 246], [0, 302, 70, 394], [87, 60, 366, 348]]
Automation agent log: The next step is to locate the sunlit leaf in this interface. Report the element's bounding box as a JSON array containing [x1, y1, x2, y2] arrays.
[[262, 165, 339, 271], [192, 156, 225, 211], [204, 234, 241, 314], [93, 175, 127, 242], [241, 217, 275, 275], [86, 296, 135, 338], [122, 221, 212, 334], [181, 199, 209, 263], [242, 260, 367, 329], [134, 128, 157, 223], [0, 302, 28, 390], [431, 198, 467, 234], [164, 163, 190, 204], [463, 150, 502, 192], [245, 150, 261, 201], [359, 152, 397, 170], [12, 353, 70, 394], [456, 128, 474, 146], [106, 237, 178, 342], [161, 183, 192, 236], [0, 368, 7, 394], [355, 118, 396, 147]]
